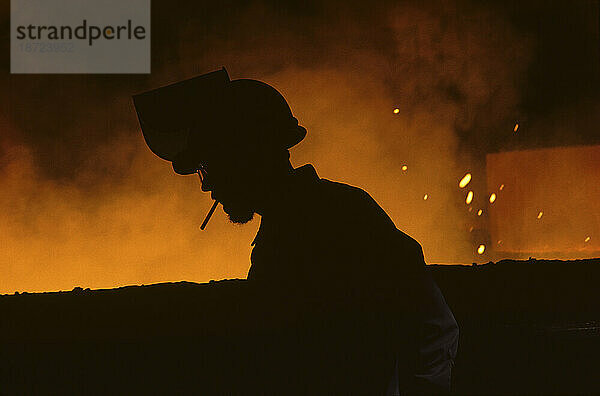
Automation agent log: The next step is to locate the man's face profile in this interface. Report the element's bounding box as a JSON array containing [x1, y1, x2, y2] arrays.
[[198, 155, 257, 224]]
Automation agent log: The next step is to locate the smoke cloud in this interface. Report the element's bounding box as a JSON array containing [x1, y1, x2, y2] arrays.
[[3, 0, 595, 293]]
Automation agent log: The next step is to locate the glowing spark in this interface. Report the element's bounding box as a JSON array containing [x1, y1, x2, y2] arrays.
[[393, 108, 400, 114], [477, 244, 486, 254], [401, 165, 408, 171], [585, 236, 591, 243], [469, 226, 474, 232], [499, 184, 505, 191], [423, 194, 428, 200], [489, 193, 496, 203], [537, 211, 543, 219], [514, 123, 519, 133], [468, 207, 473, 212], [459, 173, 472, 188], [466, 191, 474, 204], [477, 209, 483, 216], [497, 240, 503, 245]]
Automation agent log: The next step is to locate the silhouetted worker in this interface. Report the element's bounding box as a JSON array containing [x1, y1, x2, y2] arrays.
[[133, 67, 459, 395]]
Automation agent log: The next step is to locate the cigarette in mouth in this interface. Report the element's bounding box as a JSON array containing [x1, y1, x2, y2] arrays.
[[200, 200, 219, 230]]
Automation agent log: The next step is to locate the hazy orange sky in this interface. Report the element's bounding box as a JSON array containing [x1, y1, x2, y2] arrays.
[[1, 0, 599, 293]]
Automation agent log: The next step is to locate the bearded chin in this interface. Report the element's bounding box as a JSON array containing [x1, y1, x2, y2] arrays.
[[225, 206, 255, 224]]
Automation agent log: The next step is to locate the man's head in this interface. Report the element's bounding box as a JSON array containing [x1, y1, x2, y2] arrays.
[[133, 68, 306, 224], [195, 147, 293, 224]]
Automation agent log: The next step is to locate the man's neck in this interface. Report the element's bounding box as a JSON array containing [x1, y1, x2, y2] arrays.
[[254, 164, 298, 217]]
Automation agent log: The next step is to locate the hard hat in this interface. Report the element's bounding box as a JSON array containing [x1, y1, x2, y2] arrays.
[[132, 67, 306, 174]]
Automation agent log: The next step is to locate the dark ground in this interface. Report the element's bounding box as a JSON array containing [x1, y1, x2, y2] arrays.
[[1, 258, 599, 395]]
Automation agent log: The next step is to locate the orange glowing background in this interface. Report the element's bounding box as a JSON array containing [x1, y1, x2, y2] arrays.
[[1, 1, 599, 293], [487, 145, 600, 258]]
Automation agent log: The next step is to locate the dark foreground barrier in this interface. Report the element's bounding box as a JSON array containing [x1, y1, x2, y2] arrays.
[[1, 258, 599, 394]]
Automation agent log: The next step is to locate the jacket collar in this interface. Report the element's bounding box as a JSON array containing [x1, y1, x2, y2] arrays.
[[291, 163, 319, 184]]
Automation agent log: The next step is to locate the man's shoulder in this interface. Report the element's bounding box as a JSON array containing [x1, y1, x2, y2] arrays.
[[315, 178, 392, 223], [315, 178, 378, 206], [314, 178, 422, 250]]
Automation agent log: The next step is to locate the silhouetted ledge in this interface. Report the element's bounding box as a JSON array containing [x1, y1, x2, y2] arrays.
[[2, 259, 599, 394]]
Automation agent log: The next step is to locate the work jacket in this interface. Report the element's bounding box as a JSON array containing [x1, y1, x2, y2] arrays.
[[247, 164, 459, 394]]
